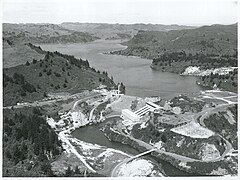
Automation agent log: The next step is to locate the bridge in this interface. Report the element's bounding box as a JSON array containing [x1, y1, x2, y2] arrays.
[[127, 148, 156, 162]]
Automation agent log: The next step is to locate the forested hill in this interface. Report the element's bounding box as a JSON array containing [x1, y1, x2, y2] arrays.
[[3, 23, 98, 44], [112, 23, 237, 58], [3, 43, 116, 106]]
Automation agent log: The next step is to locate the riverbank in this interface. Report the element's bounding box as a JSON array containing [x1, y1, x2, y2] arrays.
[[181, 66, 238, 76], [47, 114, 165, 176], [47, 114, 133, 176], [150, 63, 238, 93], [102, 118, 237, 176], [46, 89, 166, 177]]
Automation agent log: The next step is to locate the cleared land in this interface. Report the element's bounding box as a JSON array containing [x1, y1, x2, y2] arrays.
[[171, 121, 215, 139]]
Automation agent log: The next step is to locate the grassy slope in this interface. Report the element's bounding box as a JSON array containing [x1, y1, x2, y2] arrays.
[[3, 23, 98, 45], [3, 41, 45, 68]]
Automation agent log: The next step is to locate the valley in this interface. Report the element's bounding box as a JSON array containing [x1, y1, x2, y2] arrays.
[[2, 22, 238, 177]]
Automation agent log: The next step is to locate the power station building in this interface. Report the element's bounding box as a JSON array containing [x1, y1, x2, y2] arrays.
[[121, 109, 140, 122], [120, 102, 162, 122]]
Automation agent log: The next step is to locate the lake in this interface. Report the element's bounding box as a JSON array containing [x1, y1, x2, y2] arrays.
[[39, 39, 205, 99]]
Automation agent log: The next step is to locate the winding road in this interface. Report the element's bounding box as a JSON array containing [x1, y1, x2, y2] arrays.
[[111, 92, 237, 176]]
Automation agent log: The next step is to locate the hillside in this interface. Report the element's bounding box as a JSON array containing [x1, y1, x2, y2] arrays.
[[3, 23, 98, 45], [3, 40, 46, 68], [60, 22, 195, 40], [112, 23, 237, 58], [111, 23, 238, 92], [3, 107, 62, 177], [3, 44, 116, 106]]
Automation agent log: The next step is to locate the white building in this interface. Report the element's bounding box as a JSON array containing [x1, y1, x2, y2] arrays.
[[120, 109, 140, 122], [120, 102, 162, 123]]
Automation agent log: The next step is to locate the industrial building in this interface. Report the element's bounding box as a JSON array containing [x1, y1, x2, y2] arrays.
[[120, 102, 162, 122], [120, 109, 140, 122]]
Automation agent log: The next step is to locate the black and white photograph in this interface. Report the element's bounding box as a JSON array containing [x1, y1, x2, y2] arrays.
[[1, 0, 238, 178]]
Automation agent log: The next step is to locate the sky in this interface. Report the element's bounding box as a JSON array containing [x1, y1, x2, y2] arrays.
[[2, 0, 238, 26]]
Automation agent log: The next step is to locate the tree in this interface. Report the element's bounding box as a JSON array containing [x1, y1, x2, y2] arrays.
[[41, 160, 53, 176], [47, 69, 52, 76], [5, 149, 12, 159], [25, 61, 30, 66], [74, 166, 81, 174], [54, 72, 61, 77], [39, 72, 42, 77], [85, 60, 89, 67], [13, 146, 22, 164], [22, 82, 36, 93], [32, 59, 37, 64], [232, 82, 237, 87], [65, 166, 73, 177], [33, 107, 42, 116], [20, 90, 27, 97], [119, 82, 126, 94], [161, 134, 167, 143]]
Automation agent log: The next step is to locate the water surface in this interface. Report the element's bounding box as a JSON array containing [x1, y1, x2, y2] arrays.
[[40, 39, 204, 99]]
